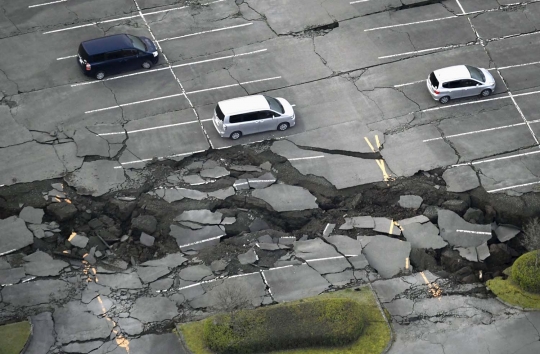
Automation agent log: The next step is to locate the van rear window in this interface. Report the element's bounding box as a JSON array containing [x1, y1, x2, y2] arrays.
[[429, 72, 439, 88], [78, 44, 89, 61], [215, 104, 225, 121]]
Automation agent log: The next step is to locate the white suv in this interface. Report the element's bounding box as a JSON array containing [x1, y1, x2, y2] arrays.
[[212, 95, 295, 140]]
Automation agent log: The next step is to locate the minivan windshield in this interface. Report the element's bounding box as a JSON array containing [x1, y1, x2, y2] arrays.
[[466, 65, 485, 83], [264, 96, 284, 114], [127, 34, 146, 51], [215, 104, 225, 121], [429, 72, 439, 88]]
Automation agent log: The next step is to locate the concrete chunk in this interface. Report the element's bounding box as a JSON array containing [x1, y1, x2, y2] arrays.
[[494, 224, 521, 242], [141, 253, 187, 268], [19, 206, 44, 224], [398, 195, 423, 209], [68, 233, 89, 248], [130, 297, 178, 323], [402, 222, 447, 249], [363, 235, 411, 278], [442, 166, 480, 192], [0, 267, 26, 285], [438, 209, 492, 248], [200, 166, 229, 179], [140, 233, 155, 247], [208, 187, 235, 199], [0, 216, 34, 255], [373, 217, 401, 236], [238, 249, 258, 265], [175, 210, 223, 225], [252, 184, 318, 212], [340, 216, 375, 230], [137, 266, 170, 283]]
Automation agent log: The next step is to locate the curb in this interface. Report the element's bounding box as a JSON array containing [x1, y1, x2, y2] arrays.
[[20, 317, 33, 354]]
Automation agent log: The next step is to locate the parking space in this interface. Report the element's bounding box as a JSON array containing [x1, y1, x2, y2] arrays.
[[2, 0, 540, 194]]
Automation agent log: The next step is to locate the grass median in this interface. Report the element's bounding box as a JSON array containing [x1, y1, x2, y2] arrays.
[[178, 286, 391, 354], [0, 321, 31, 354]]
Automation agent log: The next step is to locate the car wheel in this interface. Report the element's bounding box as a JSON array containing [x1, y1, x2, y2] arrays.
[[96, 71, 105, 80], [142, 61, 152, 69], [481, 89, 492, 97], [230, 131, 242, 140], [439, 96, 450, 104], [277, 123, 290, 131]]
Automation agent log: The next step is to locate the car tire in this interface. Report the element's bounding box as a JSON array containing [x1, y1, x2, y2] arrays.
[[277, 123, 290, 131], [481, 89, 492, 97], [96, 71, 105, 80], [439, 96, 450, 104], [142, 61, 152, 69], [230, 131, 242, 140]]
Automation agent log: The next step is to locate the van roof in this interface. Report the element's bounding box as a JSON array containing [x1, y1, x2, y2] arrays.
[[434, 65, 470, 82], [218, 95, 270, 116], [81, 34, 132, 56]]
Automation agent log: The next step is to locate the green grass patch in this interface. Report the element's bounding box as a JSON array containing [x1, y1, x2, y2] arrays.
[[178, 287, 391, 354], [511, 251, 540, 293], [0, 321, 31, 354], [487, 276, 540, 309]]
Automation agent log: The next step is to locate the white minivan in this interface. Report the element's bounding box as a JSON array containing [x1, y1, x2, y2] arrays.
[[212, 95, 295, 140]]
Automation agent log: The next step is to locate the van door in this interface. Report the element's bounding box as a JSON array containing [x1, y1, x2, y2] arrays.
[[257, 110, 277, 133], [229, 112, 259, 136], [104, 50, 124, 74], [121, 49, 140, 70]]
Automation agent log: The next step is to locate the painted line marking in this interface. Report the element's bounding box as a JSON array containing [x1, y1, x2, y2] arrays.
[[71, 49, 267, 87], [364, 137, 376, 152], [185, 76, 281, 95], [0, 249, 17, 257], [158, 23, 253, 42], [455, 0, 466, 14], [423, 119, 540, 142], [42, 0, 225, 34], [421, 95, 510, 112], [394, 80, 424, 88], [306, 256, 348, 262], [178, 235, 224, 248], [44, 14, 141, 34], [86, 75, 281, 114], [350, 0, 369, 3], [114, 149, 207, 168], [453, 149, 540, 167], [98, 120, 200, 136], [365, 16, 457, 32], [388, 220, 395, 235], [265, 265, 294, 271], [487, 180, 540, 193], [56, 54, 77, 61], [288, 155, 325, 161], [456, 229, 491, 235], [379, 43, 475, 59], [29, 0, 67, 8]]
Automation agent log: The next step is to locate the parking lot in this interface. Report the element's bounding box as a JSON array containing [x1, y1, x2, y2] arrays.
[[1, 0, 540, 193]]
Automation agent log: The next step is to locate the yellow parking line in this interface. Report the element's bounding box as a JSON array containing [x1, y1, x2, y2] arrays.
[[375, 134, 381, 148], [388, 220, 394, 235], [364, 137, 376, 152]]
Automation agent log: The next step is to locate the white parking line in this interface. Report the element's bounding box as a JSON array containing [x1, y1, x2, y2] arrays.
[[42, 0, 225, 34], [379, 43, 474, 59], [456, 230, 491, 235], [452, 149, 540, 167], [288, 155, 325, 161], [57, 54, 77, 61], [185, 76, 281, 95], [455, 0, 466, 14], [44, 14, 142, 34], [98, 120, 200, 136], [85, 75, 281, 114], [350, 0, 369, 3], [178, 235, 225, 248], [158, 23, 253, 42], [29, 0, 67, 8], [70, 49, 267, 87], [423, 119, 540, 142], [114, 149, 207, 168], [487, 180, 540, 193], [365, 16, 457, 32], [393, 79, 424, 88], [420, 95, 510, 112]]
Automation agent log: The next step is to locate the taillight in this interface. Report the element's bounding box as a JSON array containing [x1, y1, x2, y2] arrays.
[[85, 63, 91, 71], [434, 90, 439, 94]]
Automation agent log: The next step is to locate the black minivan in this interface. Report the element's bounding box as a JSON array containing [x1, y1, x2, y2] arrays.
[[77, 34, 159, 80]]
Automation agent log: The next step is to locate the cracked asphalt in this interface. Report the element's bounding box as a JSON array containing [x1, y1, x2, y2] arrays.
[[2, 0, 540, 353]]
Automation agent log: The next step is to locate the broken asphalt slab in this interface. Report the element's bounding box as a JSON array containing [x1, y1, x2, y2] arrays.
[[438, 209, 492, 248], [251, 184, 318, 212], [363, 235, 411, 278]]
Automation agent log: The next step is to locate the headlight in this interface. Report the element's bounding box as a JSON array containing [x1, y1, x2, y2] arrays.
[[152, 51, 158, 57]]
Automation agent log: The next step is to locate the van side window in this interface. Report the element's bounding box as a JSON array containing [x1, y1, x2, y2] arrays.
[[229, 114, 244, 124], [105, 51, 123, 60], [91, 53, 105, 62], [442, 81, 460, 89], [259, 111, 274, 119], [122, 49, 138, 57], [243, 112, 259, 122]]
